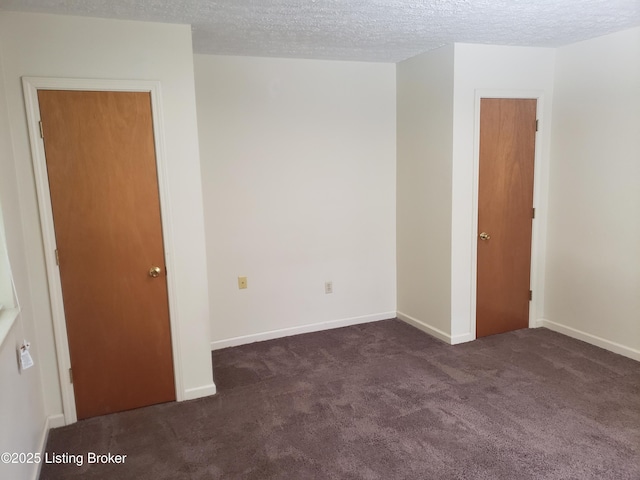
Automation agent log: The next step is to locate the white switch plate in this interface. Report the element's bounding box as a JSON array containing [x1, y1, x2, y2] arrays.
[[325, 281, 333, 294]]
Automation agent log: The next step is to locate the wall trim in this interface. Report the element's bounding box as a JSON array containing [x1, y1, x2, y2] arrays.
[[22, 76, 185, 424], [211, 312, 395, 350], [451, 331, 475, 345], [397, 311, 452, 344], [533, 318, 545, 328], [183, 383, 217, 401], [46, 413, 66, 429], [539, 318, 640, 362], [33, 414, 64, 480]]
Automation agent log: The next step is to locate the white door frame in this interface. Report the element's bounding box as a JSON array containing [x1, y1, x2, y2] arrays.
[[22, 77, 185, 425], [469, 89, 549, 339]]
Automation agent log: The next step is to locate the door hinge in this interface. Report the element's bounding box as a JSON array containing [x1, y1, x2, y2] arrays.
[[55, 249, 59, 266], [529, 290, 533, 301], [532, 207, 536, 219], [535, 119, 539, 132], [38, 121, 44, 139], [69, 368, 73, 384]]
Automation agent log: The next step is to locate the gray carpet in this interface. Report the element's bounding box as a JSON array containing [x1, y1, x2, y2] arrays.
[[40, 319, 640, 479]]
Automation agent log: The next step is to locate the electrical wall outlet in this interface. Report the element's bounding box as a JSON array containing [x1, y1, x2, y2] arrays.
[[325, 281, 333, 294], [238, 276, 247, 289]]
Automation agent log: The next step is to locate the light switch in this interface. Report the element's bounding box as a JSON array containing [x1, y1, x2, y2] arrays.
[[238, 276, 247, 289]]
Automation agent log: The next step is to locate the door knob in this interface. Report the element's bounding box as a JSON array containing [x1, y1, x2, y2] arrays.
[[149, 266, 162, 278], [479, 232, 491, 241]]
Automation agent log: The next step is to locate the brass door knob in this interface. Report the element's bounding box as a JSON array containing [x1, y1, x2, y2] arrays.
[[149, 266, 162, 278], [479, 232, 491, 241]]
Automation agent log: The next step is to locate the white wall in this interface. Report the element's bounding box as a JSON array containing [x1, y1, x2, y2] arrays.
[[451, 44, 556, 342], [0, 11, 215, 433], [396, 45, 454, 341], [0, 206, 13, 313], [194, 55, 396, 347], [543, 27, 640, 359], [0, 45, 47, 480]]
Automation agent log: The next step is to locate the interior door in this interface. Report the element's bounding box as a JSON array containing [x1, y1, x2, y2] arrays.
[[476, 98, 537, 338], [38, 90, 175, 419]]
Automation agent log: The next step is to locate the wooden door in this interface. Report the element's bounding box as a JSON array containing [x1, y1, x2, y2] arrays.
[[38, 90, 175, 419], [476, 98, 537, 338]]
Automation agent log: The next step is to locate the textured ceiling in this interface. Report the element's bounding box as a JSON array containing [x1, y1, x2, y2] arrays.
[[1, 0, 639, 62]]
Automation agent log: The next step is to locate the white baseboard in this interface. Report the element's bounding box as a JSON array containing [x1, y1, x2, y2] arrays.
[[451, 332, 475, 345], [397, 311, 453, 344], [183, 383, 217, 401], [47, 413, 65, 429], [539, 318, 640, 362], [33, 414, 65, 480], [211, 312, 396, 350]]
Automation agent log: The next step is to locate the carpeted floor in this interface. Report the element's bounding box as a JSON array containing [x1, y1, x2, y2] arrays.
[[40, 319, 640, 479]]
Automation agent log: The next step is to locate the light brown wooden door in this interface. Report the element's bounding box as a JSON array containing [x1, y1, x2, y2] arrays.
[[38, 90, 175, 419], [476, 98, 536, 338]]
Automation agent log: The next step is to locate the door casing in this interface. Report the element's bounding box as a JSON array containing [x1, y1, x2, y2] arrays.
[[469, 89, 548, 341], [23, 77, 184, 425]]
